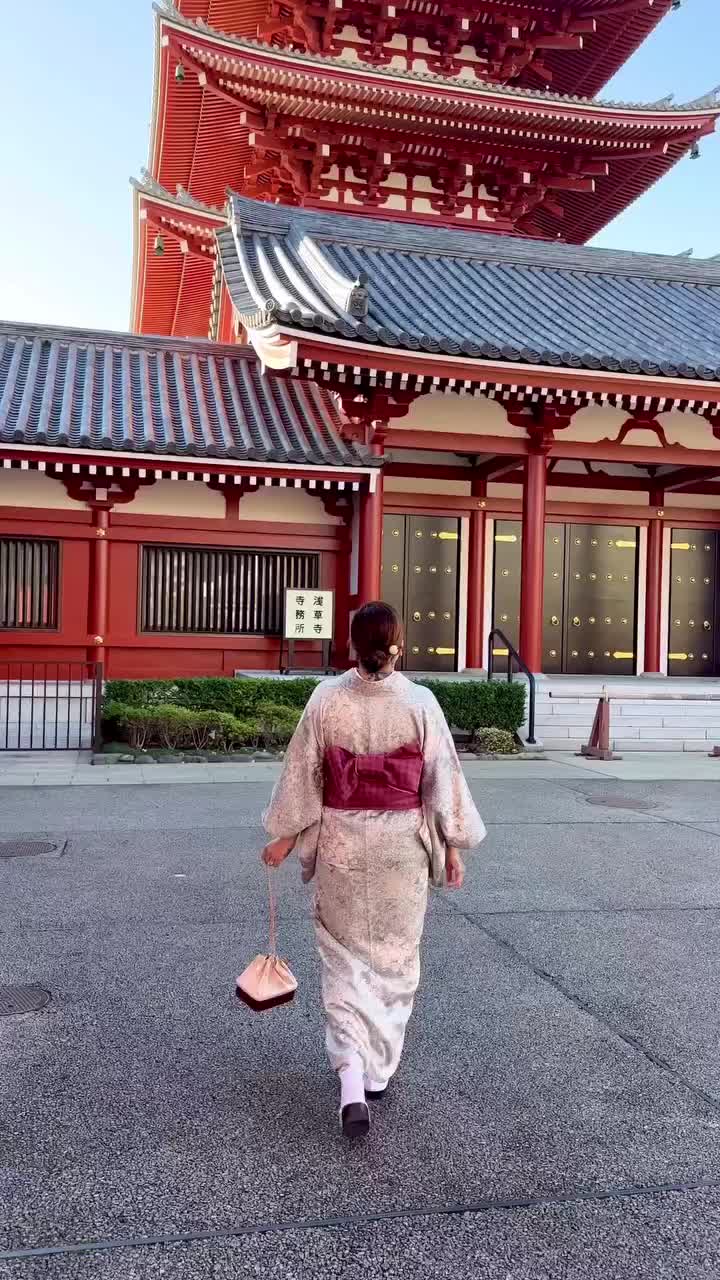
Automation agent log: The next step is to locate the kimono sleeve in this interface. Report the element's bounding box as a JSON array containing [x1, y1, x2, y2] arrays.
[[421, 699, 486, 851], [263, 692, 324, 841]]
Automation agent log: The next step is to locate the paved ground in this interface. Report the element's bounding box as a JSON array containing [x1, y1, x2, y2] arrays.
[[3, 773, 720, 1277], [4, 749, 720, 785]]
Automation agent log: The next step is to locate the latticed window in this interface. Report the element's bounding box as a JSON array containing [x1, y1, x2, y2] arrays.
[[0, 538, 59, 630], [140, 544, 320, 635]]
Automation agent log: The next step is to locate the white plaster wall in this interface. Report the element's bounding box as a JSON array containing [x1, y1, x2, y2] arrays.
[[659, 412, 720, 450], [488, 481, 650, 506], [238, 485, 343, 524], [560, 404, 626, 443], [401, 392, 523, 437], [0, 470, 77, 510], [385, 476, 471, 496], [549, 486, 650, 507], [122, 481, 342, 523], [124, 480, 225, 518], [559, 405, 720, 451], [664, 492, 720, 510]]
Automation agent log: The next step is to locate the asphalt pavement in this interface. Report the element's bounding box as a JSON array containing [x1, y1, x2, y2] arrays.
[[3, 775, 720, 1278]]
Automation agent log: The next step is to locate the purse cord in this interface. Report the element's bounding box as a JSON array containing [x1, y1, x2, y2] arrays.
[[267, 866, 277, 956]]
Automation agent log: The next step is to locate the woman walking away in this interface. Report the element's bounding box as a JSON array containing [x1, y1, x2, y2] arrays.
[[261, 601, 486, 1139]]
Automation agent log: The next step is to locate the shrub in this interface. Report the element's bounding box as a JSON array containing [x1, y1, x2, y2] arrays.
[[103, 676, 525, 746], [102, 696, 303, 753], [102, 702, 263, 753], [472, 727, 518, 755], [419, 680, 526, 735], [255, 701, 302, 748]]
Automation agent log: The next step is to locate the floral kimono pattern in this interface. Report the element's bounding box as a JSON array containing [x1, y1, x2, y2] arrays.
[[263, 669, 486, 1086]]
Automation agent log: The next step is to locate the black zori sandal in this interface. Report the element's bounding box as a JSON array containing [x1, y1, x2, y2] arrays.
[[365, 1085, 388, 1101], [341, 1102, 370, 1138]]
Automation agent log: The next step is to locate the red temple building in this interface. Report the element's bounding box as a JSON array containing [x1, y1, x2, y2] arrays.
[[4, 0, 720, 748]]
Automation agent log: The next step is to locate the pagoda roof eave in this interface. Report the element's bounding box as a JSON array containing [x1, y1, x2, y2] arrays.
[[145, 2, 718, 247], [131, 175, 225, 337], [219, 196, 720, 391], [156, 3, 720, 121], [168, 0, 675, 100]]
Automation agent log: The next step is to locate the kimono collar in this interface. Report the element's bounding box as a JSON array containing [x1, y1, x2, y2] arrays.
[[351, 668, 403, 693]]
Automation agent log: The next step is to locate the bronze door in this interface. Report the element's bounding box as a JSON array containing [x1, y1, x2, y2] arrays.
[[491, 521, 564, 673], [564, 525, 638, 676], [381, 514, 460, 672], [381, 515, 407, 622], [491, 521, 521, 659], [492, 521, 637, 674], [668, 530, 718, 677]]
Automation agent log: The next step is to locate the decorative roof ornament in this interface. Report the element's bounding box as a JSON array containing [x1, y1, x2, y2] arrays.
[[132, 169, 224, 218], [686, 85, 720, 111]]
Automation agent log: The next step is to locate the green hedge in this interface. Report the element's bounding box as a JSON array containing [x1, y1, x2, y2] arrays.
[[105, 677, 318, 716], [103, 675, 526, 742], [420, 680, 526, 735]]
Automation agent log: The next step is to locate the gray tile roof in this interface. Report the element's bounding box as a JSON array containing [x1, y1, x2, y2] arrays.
[[221, 195, 720, 381], [0, 323, 377, 468]]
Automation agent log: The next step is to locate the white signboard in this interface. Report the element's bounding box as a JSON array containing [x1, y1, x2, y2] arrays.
[[285, 588, 334, 641]]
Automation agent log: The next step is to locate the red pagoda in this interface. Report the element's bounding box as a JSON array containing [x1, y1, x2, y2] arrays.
[[131, 1, 713, 339], [3, 0, 720, 753]]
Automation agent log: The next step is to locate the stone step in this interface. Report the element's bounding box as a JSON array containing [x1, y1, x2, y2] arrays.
[[541, 736, 714, 753], [535, 715, 720, 731]]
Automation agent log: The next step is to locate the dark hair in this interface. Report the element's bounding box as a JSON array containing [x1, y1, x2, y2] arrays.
[[351, 601, 404, 674]]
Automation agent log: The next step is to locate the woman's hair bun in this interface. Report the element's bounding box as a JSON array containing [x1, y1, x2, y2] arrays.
[[351, 601, 404, 673]]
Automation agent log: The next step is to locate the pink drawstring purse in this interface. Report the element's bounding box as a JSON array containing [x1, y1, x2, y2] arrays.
[[235, 869, 298, 1012]]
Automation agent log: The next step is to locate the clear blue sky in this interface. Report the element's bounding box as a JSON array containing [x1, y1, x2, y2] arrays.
[[1, 0, 718, 333]]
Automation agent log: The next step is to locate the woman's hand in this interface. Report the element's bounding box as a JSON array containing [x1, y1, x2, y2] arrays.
[[445, 846, 465, 889], [261, 836, 296, 868]]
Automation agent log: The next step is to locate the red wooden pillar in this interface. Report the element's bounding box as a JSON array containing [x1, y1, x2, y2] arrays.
[[466, 476, 487, 669], [357, 434, 384, 605], [88, 506, 110, 665], [644, 489, 665, 674], [519, 448, 547, 673]]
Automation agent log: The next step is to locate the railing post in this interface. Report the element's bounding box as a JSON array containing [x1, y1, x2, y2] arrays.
[[486, 628, 537, 746], [92, 663, 104, 754]]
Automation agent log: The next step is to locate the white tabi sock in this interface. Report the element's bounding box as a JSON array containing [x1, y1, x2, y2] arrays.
[[364, 1076, 387, 1094], [339, 1055, 366, 1110]]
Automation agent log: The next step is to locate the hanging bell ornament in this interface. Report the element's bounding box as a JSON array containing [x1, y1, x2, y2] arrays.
[[154, 234, 165, 257], [175, 63, 186, 83]]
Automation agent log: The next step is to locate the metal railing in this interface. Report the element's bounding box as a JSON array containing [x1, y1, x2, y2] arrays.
[[487, 629, 536, 744], [0, 661, 103, 751]]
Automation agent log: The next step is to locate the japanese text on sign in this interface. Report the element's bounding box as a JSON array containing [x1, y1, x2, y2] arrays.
[[285, 589, 334, 640]]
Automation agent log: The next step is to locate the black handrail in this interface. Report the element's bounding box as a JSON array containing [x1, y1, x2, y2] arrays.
[[486, 629, 536, 745]]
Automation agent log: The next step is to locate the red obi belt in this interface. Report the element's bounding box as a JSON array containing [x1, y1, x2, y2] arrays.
[[323, 744, 423, 811]]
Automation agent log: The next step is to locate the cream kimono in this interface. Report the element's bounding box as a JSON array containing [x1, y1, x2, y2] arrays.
[[263, 669, 486, 1086]]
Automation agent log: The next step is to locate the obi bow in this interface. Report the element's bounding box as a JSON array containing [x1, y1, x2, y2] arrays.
[[323, 743, 423, 811]]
